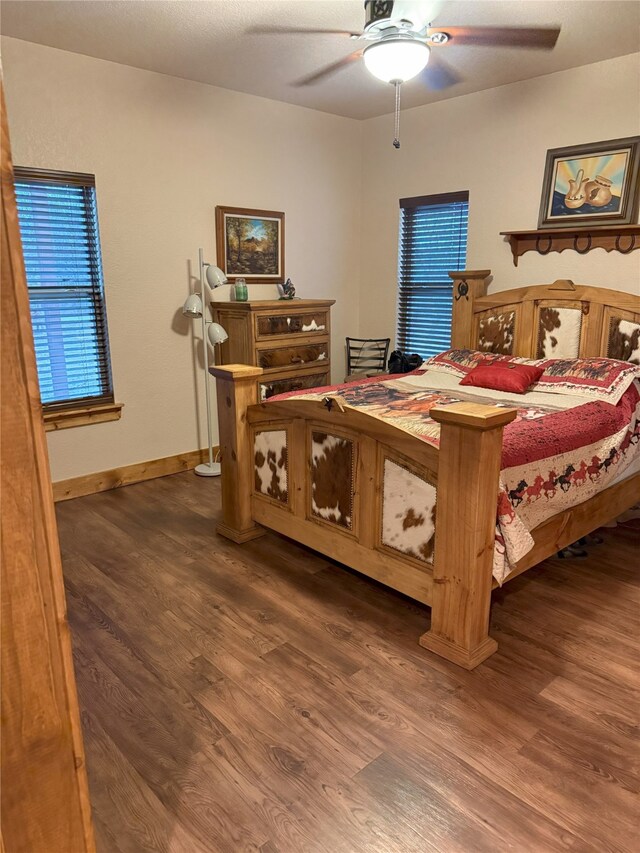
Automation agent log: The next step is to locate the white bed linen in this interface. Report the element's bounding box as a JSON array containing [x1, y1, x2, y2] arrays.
[[388, 368, 593, 411]]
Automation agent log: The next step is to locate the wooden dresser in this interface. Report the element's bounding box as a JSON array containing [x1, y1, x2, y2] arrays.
[[211, 299, 335, 400]]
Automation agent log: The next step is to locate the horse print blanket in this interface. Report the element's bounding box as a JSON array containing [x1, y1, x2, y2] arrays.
[[268, 369, 640, 583]]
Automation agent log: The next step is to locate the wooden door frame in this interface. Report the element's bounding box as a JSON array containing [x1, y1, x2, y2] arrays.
[[1, 81, 95, 852]]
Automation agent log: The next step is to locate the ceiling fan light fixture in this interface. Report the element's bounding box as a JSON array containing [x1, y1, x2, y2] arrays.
[[363, 38, 430, 83]]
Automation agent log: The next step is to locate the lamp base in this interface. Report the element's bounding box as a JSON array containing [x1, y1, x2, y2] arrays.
[[194, 462, 221, 477]]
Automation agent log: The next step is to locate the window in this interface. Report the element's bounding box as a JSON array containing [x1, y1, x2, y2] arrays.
[[397, 191, 469, 359], [14, 168, 116, 418]]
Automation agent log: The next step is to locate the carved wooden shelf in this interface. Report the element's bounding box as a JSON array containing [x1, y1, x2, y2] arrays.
[[500, 225, 640, 266]]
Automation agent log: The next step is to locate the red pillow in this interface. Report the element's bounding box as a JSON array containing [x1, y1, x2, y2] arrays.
[[460, 361, 544, 394]]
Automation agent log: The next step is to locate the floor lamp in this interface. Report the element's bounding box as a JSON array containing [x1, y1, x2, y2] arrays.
[[182, 249, 229, 476]]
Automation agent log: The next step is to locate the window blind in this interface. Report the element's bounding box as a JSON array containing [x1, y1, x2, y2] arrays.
[[397, 191, 469, 359], [14, 168, 114, 410]]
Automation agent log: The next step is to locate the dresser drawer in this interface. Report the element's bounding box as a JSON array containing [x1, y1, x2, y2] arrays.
[[255, 310, 329, 339], [259, 369, 330, 401], [257, 341, 329, 370]]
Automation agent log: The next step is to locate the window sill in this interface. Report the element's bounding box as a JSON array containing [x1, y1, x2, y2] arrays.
[[43, 401, 123, 432]]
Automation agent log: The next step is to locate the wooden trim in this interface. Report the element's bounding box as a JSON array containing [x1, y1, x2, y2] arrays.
[[500, 225, 640, 266], [400, 190, 469, 208], [44, 401, 123, 431], [211, 299, 336, 310], [430, 401, 517, 431], [255, 339, 330, 374], [210, 363, 264, 381], [248, 397, 439, 472], [419, 404, 518, 669], [213, 363, 266, 542], [252, 498, 434, 604], [258, 363, 332, 383], [52, 447, 218, 502], [473, 281, 640, 316], [452, 273, 640, 358], [13, 165, 96, 187], [1, 82, 96, 852], [500, 225, 640, 237], [448, 270, 491, 349]]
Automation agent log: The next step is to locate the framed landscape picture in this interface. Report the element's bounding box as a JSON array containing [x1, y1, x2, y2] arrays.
[[215, 206, 285, 283], [537, 136, 640, 229]]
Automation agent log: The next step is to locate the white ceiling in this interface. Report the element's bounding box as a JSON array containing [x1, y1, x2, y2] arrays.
[[1, 1, 639, 120]]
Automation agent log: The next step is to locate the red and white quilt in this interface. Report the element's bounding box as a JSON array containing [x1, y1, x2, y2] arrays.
[[493, 381, 639, 580], [268, 367, 640, 583]]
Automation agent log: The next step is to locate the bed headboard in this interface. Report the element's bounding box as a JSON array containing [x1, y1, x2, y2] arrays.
[[449, 270, 640, 364]]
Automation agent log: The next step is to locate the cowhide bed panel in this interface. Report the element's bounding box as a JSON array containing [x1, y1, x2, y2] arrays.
[[477, 311, 516, 355], [475, 303, 587, 360], [536, 306, 583, 358], [381, 459, 437, 563], [252, 426, 438, 563], [608, 317, 640, 364], [310, 431, 354, 529], [254, 429, 288, 504], [253, 427, 357, 530], [534, 308, 640, 363], [465, 278, 640, 368]]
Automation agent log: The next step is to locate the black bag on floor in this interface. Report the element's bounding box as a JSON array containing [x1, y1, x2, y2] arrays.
[[388, 350, 424, 374]]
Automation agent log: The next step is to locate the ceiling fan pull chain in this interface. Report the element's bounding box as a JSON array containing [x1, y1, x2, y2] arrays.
[[393, 80, 401, 149]]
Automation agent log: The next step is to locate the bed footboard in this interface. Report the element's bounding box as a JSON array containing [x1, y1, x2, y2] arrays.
[[420, 404, 517, 668], [212, 363, 517, 669], [212, 364, 266, 543]]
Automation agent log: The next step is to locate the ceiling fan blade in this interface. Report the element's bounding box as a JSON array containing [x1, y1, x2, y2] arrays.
[[430, 25, 561, 49], [248, 26, 360, 38], [419, 55, 462, 90], [293, 51, 363, 87]]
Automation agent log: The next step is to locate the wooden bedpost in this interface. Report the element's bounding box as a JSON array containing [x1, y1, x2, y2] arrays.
[[449, 269, 491, 349], [420, 402, 517, 669], [210, 364, 266, 543]]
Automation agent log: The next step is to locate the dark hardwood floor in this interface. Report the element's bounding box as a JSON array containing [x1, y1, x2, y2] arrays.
[[56, 472, 640, 853]]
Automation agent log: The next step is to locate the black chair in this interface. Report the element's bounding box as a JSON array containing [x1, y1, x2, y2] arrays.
[[344, 337, 391, 382]]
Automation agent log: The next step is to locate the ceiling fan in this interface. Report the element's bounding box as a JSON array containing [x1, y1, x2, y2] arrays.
[[251, 1, 561, 148]]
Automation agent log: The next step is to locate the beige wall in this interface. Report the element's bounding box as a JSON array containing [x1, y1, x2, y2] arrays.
[[2, 39, 639, 483], [1, 37, 363, 481], [359, 53, 640, 340]]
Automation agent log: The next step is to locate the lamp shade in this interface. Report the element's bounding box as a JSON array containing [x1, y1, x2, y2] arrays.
[[182, 293, 203, 318], [363, 39, 430, 83], [205, 265, 228, 289], [207, 322, 228, 346]]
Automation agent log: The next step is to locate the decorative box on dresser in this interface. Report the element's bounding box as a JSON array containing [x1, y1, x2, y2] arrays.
[[211, 299, 335, 400]]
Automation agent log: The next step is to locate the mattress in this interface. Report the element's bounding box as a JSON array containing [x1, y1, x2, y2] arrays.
[[268, 369, 640, 583]]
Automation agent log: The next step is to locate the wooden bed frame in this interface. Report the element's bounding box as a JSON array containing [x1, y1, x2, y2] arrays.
[[211, 272, 640, 669]]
